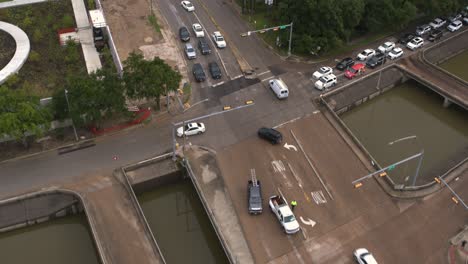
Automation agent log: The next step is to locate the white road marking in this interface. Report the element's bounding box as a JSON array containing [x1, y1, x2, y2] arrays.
[[274, 116, 302, 128], [257, 70, 271, 77], [283, 143, 298, 152], [311, 191, 327, 204], [212, 81, 225, 87], [271, 160, 293, 188], [313, 110, 320, 114], [300, 216, 316, 227], [232, 74, 243, 80], [261, 76, 275, 82]]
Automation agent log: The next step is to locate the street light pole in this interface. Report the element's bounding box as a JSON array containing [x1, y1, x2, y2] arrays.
[[64, 89, 79, 141], [288, 22, 293, 57], [388, 135, 424, 186]]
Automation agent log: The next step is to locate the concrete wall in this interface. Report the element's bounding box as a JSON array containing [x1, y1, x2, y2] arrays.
[[423, 30, 468, 65]]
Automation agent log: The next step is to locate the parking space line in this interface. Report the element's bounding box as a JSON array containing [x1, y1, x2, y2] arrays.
[[232, 74, 243, 80], [261, 76, 275, 82], [257, 70, 271, 77], [212, 81, 225, 87]]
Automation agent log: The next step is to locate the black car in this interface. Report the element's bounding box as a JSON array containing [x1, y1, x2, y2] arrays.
[[208, 62, 222, 79], [336, 57, 355, 71], [248, 180, 262, 214], [198, 38, 211, 55], [192, 63, 206, 82], [258, 127, 282, 144], [399, 33, 415, 44], [366, 52, 386, 69], [427, 29, 443, 42], [179, 26, 190, 42]]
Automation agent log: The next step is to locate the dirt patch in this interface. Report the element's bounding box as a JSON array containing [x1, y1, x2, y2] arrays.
[[0, 30, 15, 70]]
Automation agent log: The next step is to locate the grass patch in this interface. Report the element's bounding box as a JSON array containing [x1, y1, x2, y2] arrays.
[[0, 0, 11, 2], [182, 82, 191, 103], [323, 31, 392, 59], [148, 14, 161, 33]]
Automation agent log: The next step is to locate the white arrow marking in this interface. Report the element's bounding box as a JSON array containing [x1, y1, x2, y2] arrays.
[[300, 216, 316, 227], [283, 143, 298, 151]]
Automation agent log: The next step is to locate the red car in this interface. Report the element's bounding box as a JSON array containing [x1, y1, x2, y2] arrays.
[[344, 63, 366, 79]]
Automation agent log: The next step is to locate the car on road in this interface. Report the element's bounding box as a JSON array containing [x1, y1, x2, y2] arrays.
[[377, 41, 395, 53], [176, 122, 205, 137], [366, 52, 386, 69], [181, 1, 194, 11], [406, 37, 424, 50], [429, 18, 447, 29], [447, 20, 463, 32], [179, 26, 190, 42], [387, 47, 403, 60], [357, 49, 376, 61], [353, 248, 378, 264], [336, 57, 355, 71], [192, 23, 204, 37], [269, 195, 300, 234], [208, 61, 222, 79], [344, 63, 365, 79], [198, 37, 211, 55], [212, 31, 226, 48], [398, 33, 415, 44], [427, 29, 443, 42], [192, 63, 206, 82], [258, 127, 282, 144], [416, 24, 432, 36], [312, 66, 333, 79], [184, 43, 196, 59], [315, 74, 337, 90], [248, 179, 262, 214]]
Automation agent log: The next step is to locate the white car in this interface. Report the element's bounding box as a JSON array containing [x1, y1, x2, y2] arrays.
[[429, 18, 446, 29], [387, 47, 403, 60], [212, 31, 226, 48], [406, 37, 424, 50], [177, 122, 205, 137], [312, 66, 333, 79], [354, 248, 378, 264], [181, 1, 194, 12], [416, 24, 431, 35], [377, 42, 395, 53], [447, 20, 462, 32], [314, 74, 337, 90], [192, 23, 204, 37], [357, 49, 376, 61]]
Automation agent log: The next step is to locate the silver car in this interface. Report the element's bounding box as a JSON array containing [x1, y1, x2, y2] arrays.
[[184, 43, 196, 59]]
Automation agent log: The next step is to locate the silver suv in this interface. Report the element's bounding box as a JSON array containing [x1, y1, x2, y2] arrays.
[[184, 43, 196, 59]]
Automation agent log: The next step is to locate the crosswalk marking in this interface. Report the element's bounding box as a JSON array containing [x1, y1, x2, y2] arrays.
[[311, 190, 327, 204]]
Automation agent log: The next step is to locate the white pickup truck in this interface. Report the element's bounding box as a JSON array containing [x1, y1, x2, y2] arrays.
[[269, 195, 300, 234]]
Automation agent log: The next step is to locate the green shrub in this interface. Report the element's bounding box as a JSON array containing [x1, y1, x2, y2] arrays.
[[28, 50, 41, 62], [61, 14, 74, 28]]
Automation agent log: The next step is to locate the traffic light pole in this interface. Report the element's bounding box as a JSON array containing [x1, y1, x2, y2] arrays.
[[240, 22, 293, 57]]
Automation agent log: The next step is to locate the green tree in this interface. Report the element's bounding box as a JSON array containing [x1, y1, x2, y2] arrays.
[[0, 86, 52, 147], [123, 52, 182, 110], [52, 69, 126, 127]]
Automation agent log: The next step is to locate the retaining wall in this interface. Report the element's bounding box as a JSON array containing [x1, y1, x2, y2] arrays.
[[423, 29, 468, 65]]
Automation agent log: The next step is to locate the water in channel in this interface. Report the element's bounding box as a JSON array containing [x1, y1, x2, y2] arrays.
[[341, 80, 468, 186], [0, 214, 100, 264], [138, 179, 228, 264], [440, 49, 468, 82]]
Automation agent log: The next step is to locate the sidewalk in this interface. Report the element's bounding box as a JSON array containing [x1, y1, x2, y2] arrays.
[[0, 21, 30, 84]]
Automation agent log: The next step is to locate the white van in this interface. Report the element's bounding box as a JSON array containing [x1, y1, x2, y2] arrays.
[[269, 79, 289, 99]]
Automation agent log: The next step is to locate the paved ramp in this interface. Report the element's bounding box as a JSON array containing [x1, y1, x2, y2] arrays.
[[0, 21, 30, 84]]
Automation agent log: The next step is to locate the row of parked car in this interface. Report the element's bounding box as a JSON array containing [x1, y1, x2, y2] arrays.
[[179, 1, 227, 82]]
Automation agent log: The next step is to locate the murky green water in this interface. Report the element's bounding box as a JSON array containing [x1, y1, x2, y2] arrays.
[[139, 180, 228, 264], [440, 49, 468, 81], [341, 81, 468, 185], [0, 214, 100, 264]]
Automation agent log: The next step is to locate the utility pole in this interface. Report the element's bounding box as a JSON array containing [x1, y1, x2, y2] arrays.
[[288, 22, 293, 57], [240, 22, 294, 57]]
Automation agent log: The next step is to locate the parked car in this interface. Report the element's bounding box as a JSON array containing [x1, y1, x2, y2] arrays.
[[464, 16, 468, 25], [315, 74, 337, 90], [212, 31, 226, 48], [377, 41, 395, 53], [398, 33, 415, 44], [269, 79, 289, 99], [312, 66, 333, 79], [176, 122, 205, 137], [353, 248, 378, 264], [416, 24, 432, 36], [427, 29, 443, 42], [366, 52, 386, 69], [447, 20, 463, 32], [179, 26, 190, 42], [184, 43, 196, 59], [429, 18, 447, 29], [344, 63, 365, 79], [269, 195, 300, 234], [192, 63, 206, 82], [387, 47, 403, 60], [181, 0, 194, 11], [192, 23, 204, 37], [248, 179, 262, 214], [448, 13, 462, 22], [336, 57, 355, 71], [258, 127, 282, 144], [208, 61, 222, 79], [198, 37, 211, 55], [357, 49, 376, 61], [406, 37, 424, 50]]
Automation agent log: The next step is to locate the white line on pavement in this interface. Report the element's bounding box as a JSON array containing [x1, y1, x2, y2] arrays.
[[232, 74, 243, 80], [261, 76, 275, 82], [212, 81, 225, 87], [257, 70, 271, 77]]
